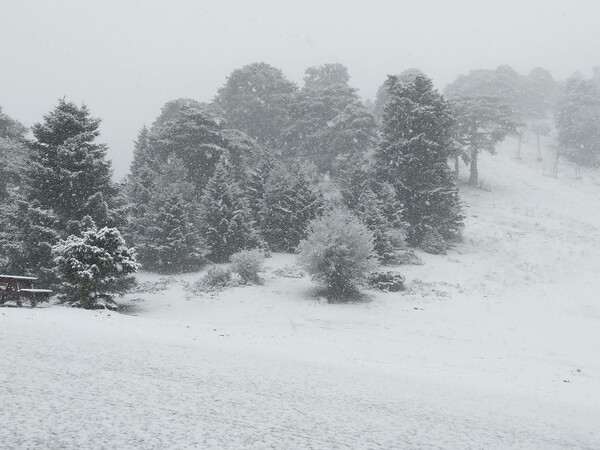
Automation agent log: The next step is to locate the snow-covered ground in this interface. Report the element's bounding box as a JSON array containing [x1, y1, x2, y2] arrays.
[[2, 132, 600, 449]]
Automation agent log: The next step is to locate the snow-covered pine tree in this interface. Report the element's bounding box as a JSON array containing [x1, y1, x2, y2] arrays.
[[260, 162, 324, 252], [135, 193, 205, 273], [284, 64, 376, 174], [199, 160, 259, 262], [375, 74, 463, 247], [339, 165, 401, 263], [244, 157, 276, 230], [0, 200, 60, 285], [53, 227, 138, 309], [27, 99, 115, 228]]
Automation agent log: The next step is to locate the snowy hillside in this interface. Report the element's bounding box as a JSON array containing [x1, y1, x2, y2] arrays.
[[2, 132, 600, 448]]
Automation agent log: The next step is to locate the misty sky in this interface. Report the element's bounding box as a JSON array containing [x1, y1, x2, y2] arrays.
[[1, 0, 599, 179]]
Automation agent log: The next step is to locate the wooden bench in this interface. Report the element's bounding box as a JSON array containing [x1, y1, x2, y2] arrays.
[[0, 274, 53, 307]]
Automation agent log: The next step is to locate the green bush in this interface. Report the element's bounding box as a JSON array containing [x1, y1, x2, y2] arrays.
[[200, 266, 232, 290], [368, 271, 406, 292], [230, 249, 264, 284], [297, 209, 377, 300]]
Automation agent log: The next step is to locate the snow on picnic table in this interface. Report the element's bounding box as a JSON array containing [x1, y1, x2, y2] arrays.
[[1, 134, 600, 448]]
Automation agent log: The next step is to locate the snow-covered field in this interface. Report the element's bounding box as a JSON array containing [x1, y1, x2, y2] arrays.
[[2, 133, 600, 449]]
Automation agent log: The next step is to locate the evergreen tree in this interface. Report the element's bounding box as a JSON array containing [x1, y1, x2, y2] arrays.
[[135, 194, 205, 273], [147, 99, 258, 194], [199, 161, 258, 262], [244, 157, 276, 228], [53, 227, 138, 309], [449, 95, 515, 185], [0, 107, 29, 203], [285, 64, 376, 174], [214, 62, 297, 150], [27, 99, 115, 227], [0, 200, 59, 285], [261, 163, 324, 252], [555, 77, 600, 167], [339, 166, 402, 263], [375, 74, 463, 246]]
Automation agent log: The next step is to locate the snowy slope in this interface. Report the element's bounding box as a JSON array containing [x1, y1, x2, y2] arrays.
[[2, 131, 600, 449]]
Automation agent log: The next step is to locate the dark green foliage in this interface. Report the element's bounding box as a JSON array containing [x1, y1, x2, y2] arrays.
[[260, 163, 324, 252], [0, 107, 29, 203], [214, 62, 297, 150], [135, 194, 205, 273], [368, 271, 406, 292], [199, 161, 259, 262], [339, 166, 401, 263], [285, 64, 376, 174], [53, 227, 138, 309], [27, 99, 115, 227], [0, 200, 60, 286], [375, 74, 464, 247], [555, 77, 600, 167], [297, 209, 377, 300], [420, 229, 447, 255]]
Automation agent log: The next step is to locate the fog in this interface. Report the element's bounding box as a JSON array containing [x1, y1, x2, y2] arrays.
[[1, 0, 598, 179]]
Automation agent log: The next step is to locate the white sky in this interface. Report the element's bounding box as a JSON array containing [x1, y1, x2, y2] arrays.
[[1, 0, 599, 178]]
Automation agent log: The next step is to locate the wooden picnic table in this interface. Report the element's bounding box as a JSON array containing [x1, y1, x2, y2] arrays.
[[0, 274, 52, 307]]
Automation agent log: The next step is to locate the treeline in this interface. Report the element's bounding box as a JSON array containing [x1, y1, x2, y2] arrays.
[[0, 62, 597, 306]]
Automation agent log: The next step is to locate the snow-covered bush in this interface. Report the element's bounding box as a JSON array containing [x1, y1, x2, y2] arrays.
[[52, 227, 139, 309], [420, 229, 447, 255], [297, 209, 377, 300], [368, 271, 406, 292], [199, 266, 232, 291], [230, 249, 264, 285]]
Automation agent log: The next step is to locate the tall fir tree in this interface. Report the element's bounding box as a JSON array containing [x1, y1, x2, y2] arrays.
[[27, 99, 115, 227], [199, 161, 259, 262], [375, 74, 463, 246], [261, 163, 324, 252], [0, 200, 59, 285], [135, 194, 205, 273]]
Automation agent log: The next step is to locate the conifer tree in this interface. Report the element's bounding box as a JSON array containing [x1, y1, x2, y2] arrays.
[[27, 99, 115, 227], [0, 200, 59, 285], [135, 194, 205, 272], [199, 161, 258, 262], [261, 163, 324, 252], [375, 74, 463, 246], [53, 226, 138, 309]]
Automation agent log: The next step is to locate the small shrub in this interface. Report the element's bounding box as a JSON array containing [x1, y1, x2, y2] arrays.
[[297, 209, 377, 300], [368, 271, 406, 292], [200, 266, 232, 290], [230, 249, 264, 285], [396, 249, 424, 266], [420, 229, 447, 255]]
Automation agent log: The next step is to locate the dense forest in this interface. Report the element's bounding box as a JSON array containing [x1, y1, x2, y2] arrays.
[[1, 63, 599, 307]]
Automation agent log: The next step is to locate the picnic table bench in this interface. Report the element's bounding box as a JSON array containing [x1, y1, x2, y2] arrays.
[[0, 274, 52, 307]]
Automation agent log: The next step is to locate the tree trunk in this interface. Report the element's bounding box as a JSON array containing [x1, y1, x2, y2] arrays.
[[468, 147, 479, 186]]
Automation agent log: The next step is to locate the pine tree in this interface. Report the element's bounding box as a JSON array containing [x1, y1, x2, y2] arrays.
[[214, 62, 297, 150], [244, 157, 276, 229], [261, 163, 324, 252], [27, 99, 115, 227], [555, 77, 600, 167], [53, 227, 138, 309], [339, 165, 402, 263], [199, 161, 258, 262], [284, 64, 376, 174], [375, 74, 463, 246], [0, 200, 60, 285], [135, 194, 205, 273]]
